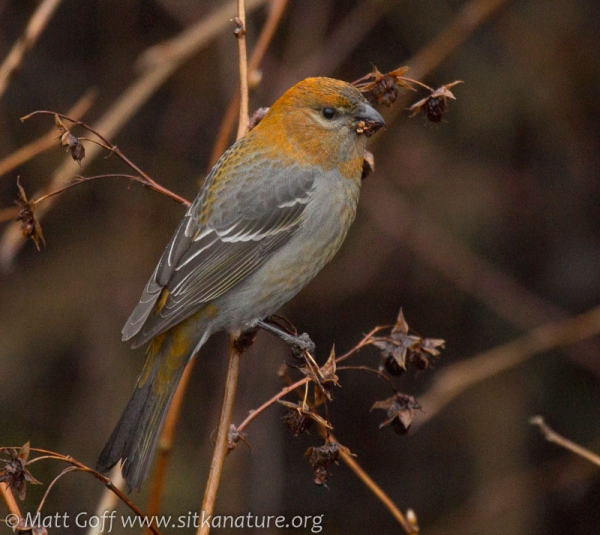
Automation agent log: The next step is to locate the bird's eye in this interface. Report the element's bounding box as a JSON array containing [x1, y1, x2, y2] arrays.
[[321, 107, 336, 120]]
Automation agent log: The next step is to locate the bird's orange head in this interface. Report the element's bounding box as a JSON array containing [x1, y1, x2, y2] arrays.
[[254, 77, 385, 175]]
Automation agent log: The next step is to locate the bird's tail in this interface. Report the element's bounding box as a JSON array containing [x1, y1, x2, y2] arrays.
[[97, 325, 200, 492]]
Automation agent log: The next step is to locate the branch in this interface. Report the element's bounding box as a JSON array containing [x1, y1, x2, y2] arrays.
[[530, 416, 600, 468], [415, 304, 600, 429], [197, 333, 247, 535], [209, 0, 288, 164], [0, 482, 22, 519], [20, 112, 190, 207], [234, 0, 250, 139], [0, 448, 162, 535], [0, 90, 96, 178], [324, 429, 418, 535], [235, 326, 384, 434], [0, 0, 63, 99], [0, 0, 268, 266]]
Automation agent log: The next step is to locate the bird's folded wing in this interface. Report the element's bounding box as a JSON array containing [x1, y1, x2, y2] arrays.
[[122, 161, 315, 346]]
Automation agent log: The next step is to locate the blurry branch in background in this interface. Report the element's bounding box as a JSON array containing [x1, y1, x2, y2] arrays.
[[277, 0, 396, 94], [407, 0, 510, 81], [0, 0, 63, 99], [0, 0, 268, 266], [415, 304, 600, 429], [363, 0, 600, 371], [426, 439, 600, 535], [530, 416, 600, 468], [85, 468, 125, 535]]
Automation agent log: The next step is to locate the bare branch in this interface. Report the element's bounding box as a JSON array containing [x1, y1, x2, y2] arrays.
[[0, 0, 63, 99], [530, 416, 600, 468]]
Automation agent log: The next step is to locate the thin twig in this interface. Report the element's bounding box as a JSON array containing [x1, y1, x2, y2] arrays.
[[530, 416, 600, 468], [0, 90, 96, 178], [415, 304, 600, 428], [337, 365, 397, 392], [0, 448, 163, 535], [326, 429, 418, 535], [85, 467, 125, 535], [410, 0, 509, 81], [0, 0, 63, 99], [197, 334, 244, 535], [235, 326, 384, 433], [0, 0, 268, 266], [235, 0, 250, 139], [21, 112, 190, 207], [36, 466, 79, 513], [0, 482, 22, 519], [209, 0, 288, 164]]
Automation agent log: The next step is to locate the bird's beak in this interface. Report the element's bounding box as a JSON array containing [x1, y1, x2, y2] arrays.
[[354, 103, 385, 137]]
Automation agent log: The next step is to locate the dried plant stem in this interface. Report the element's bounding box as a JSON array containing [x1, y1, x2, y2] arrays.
[[0, 0, 63, 99], [86, 467, 125, 535], [0, 0, 268, 265], [0, 90, 96, 178], [235, 0, 250, 139], [325, 429, 417, 535], [209, 0, 288, 164], [0, 447, 162, 535], [195, 5, 253, 532], [0, 481, 22, 518], [145, 361, 196, 535], [530, 416, 600, 467], [416, 304, 600, 428], [197, 334, 244, 535], [236, 326, 383, 433]]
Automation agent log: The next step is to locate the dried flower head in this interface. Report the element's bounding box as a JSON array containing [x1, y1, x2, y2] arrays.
[[354, 66, 413, 107], [409, 81, 463, 123], [15, 178, 45, 250], [372, 309, 444, 374], [55, 115, 85, 165], [0, 441, 42, 500], [371, 393, 421, 434], [304, 441, 353, 486]]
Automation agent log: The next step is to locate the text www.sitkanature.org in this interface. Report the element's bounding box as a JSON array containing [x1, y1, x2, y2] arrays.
[[7, 511, 325, 533]]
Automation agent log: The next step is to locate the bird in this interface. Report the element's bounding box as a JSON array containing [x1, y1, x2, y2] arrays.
[[96, 77, 385, 491]]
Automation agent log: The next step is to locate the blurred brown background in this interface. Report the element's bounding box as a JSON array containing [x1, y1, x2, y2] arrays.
[[1, 0, 599, 534]]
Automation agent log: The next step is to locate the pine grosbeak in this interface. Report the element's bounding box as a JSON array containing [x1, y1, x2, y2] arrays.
[[97, 77, 385, 490]]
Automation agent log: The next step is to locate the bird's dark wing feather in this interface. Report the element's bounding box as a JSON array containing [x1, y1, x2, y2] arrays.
[[122, 156, 315, 347]]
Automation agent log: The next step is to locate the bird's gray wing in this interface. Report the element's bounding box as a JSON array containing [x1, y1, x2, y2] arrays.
[[122, 156, 315, 347]]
